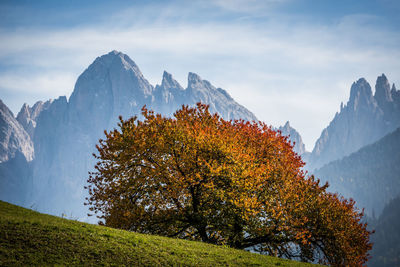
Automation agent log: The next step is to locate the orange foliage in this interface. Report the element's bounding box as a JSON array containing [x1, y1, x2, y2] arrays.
[[86, 103, 372, 265]]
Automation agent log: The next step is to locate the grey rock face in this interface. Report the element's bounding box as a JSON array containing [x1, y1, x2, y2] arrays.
[[152, 71, 186, 116], [0, 100, 33, 206], [16, 100, 52, 139], [278, 121, 306, 155], [309, 75, 400, 170], [0, 100, 34, 163], [26, 51, 258, 219], [69, 50, 154, 133]]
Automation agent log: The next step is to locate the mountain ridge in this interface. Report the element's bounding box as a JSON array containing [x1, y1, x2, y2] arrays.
[[0, 50, 318, 219]]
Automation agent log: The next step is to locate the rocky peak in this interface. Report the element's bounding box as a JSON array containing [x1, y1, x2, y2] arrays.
[[69, 51, 154, 130], [18, 103, 30, 118], [185, 71, 257, 121], [188, 72, 203, 87], [31, 100, 51, 117], [278, 121, 306, 155], [187, 72, 215, 95], [161, 71, 183, 90], [16, 104, 31, 133], [96, 51, 145, 79], [309, 74, 400, 171], [375, 73, 393, 106], [391, 83, 400, 102], [152, 71, 185, 111], [0, 99, 34, 163], [16, 100, 51, 138], [0, 99, 14, 118], [348, 78, 374, 108], [77, 50, 152, 94], [96, 50, 138, 68], [282, 121, 291, 131]]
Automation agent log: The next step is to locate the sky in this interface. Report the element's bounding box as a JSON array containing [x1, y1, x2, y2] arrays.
[[0, 0, 399, 151]]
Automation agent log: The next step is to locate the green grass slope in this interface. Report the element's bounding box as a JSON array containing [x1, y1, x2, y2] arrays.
[[0, 201, 316, 266]]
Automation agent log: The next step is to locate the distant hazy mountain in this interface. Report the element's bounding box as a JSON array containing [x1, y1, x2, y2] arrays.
[[314, 127, 400, 216], [309, 74, 400, 170], [0, 100, 33, 205], [153, 70, 257, 121], [16, 100, 52, 139]]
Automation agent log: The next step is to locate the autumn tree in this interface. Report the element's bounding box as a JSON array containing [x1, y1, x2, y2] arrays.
[[86, 103, 372, 265]]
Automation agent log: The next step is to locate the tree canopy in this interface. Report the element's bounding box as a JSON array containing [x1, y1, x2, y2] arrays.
[[86, 103, 372, 265]]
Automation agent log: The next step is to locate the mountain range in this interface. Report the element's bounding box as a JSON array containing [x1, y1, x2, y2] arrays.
[[0, 50, 305, 219]]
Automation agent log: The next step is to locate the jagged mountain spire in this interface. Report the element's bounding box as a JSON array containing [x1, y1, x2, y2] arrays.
[[375, 74, 393, 105], [278, 121, 306, 155], [0, 99, 33, 163], [348, 78, 374, 108], [188, 72, 203, 86], [16, 100, 51, 138], [161, 71, 184, 90], [309, 74, 400, 170]]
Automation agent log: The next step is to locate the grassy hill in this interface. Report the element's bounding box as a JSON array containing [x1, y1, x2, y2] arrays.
[[0, 201, 316, 266]]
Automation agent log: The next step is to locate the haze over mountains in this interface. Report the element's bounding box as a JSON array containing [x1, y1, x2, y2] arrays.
[[0, 100, 34, 163]]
